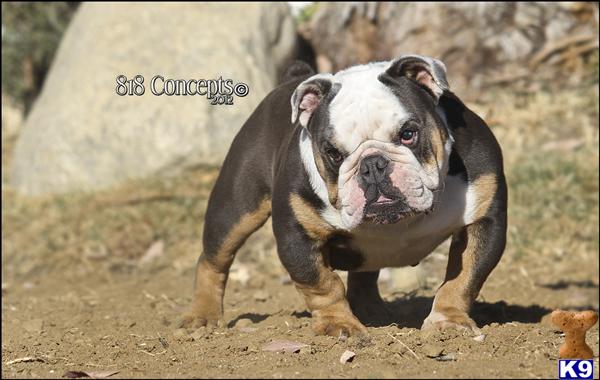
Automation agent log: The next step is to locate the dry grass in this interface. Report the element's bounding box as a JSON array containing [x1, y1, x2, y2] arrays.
[[1, 167, 218, 279], [483, 84, 599, 265]]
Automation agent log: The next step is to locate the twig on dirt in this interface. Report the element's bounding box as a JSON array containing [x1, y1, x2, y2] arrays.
[[387, 333, 419, 360], [5, 357, 45, 365], [512, 332, 524, 345], [83, 363, 118, 368], [35, 354, 72, 365], [142, 290, 156, 300], [160, 294, 181, 309], [137, 349, 167, 357]]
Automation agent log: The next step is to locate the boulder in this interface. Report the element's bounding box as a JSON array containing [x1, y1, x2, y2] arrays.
[[2, 93, 24, 187], [10, 2, 299, 195]]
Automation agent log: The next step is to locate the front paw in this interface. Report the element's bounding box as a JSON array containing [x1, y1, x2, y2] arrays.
[[176, 299, 223, 329], [421, 308, 482, 336], [176, 311, 221, 329], [312, 309, 368, 337]]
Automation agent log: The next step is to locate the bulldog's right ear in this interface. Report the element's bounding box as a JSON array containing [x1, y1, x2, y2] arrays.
[[291, 74, 334, 128]]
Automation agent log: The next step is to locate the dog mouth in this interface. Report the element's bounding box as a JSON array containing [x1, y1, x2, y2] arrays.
[[372, 194, 398, 205], [361, 181, 437, 224], [363, 188, 411, 224]]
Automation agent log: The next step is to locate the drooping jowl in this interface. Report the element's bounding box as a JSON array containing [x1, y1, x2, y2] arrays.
[[338, 139, 440, 230]]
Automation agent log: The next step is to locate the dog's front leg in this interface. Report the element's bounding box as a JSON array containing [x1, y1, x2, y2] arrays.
[[273, 193, 367, 337]]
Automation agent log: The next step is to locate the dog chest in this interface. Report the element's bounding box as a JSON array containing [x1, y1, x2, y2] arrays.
[[341, 174, 470, 271]]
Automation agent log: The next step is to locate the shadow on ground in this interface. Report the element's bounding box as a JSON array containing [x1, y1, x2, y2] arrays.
[[227, 313, 271, 328], [225, 296, 560, 329], [357, 296, 554, 328]]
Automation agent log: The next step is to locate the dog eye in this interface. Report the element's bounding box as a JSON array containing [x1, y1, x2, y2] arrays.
[[326, 146, 344, 165], [400, 129, 417, 145]]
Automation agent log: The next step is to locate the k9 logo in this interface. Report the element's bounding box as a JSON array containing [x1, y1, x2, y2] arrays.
[[559, 360, 594, 380]]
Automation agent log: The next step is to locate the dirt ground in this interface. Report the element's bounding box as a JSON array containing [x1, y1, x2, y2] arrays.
[[2, 84, 599, 378], [1, 231, 599, 379]]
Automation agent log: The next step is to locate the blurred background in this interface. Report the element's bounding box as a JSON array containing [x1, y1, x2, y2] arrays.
[[1, 3, 599, 377], [2, 0, 598, 286]]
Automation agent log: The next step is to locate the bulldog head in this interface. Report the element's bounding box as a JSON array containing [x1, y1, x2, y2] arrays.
[[291, 55, 453, 230]]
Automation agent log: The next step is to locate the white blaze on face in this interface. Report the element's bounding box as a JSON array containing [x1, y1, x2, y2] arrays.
[[327, 64, 439, 229], [329, 63, 407, 154], [338, 140, 440, 230]]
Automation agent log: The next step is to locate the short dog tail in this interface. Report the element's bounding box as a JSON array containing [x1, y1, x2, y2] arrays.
[[279, 60, 316, 84]]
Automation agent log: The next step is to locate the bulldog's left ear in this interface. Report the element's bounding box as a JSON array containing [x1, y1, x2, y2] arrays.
[[385, 55, 449, 103]]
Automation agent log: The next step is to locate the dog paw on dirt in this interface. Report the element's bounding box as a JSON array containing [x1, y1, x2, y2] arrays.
[[421, 308, 483, 336], [177, 302, 223, 329], [312, 310, 368, 337]]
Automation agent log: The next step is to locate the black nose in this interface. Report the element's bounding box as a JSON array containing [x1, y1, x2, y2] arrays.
[[360, 155, 389, 184]]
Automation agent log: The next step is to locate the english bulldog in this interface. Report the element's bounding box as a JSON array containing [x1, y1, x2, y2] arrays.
[[179, 55, 507, 337]]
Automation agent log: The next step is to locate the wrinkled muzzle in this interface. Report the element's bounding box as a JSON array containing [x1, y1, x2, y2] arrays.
[[338, 140, 440, 230]]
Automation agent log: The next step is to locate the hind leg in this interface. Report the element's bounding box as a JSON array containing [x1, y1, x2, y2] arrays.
[[179, 164, 271, 328], [179, 198, 270, 328]]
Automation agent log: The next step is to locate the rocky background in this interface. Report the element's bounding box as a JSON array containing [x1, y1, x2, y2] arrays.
[[1, 3, 599, 379], [304, 3, 599, 96]]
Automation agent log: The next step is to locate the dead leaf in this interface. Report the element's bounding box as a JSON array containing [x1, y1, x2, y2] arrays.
[[63, 370, 119, 379], [139, 240, 164, 265], [340, 350, 356, 363], [262, 340, 308, 353]]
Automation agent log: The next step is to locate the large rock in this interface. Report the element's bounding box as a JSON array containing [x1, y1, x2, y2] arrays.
[[10, 2, 299, 195], [2, 93, 24, 187], [304, 2, 599, 97]]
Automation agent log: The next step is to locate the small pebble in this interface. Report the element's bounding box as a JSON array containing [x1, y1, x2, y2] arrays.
[[422, 343, 444, 358], [253, 290, 269, 301], [340, 350, 356, 363]]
